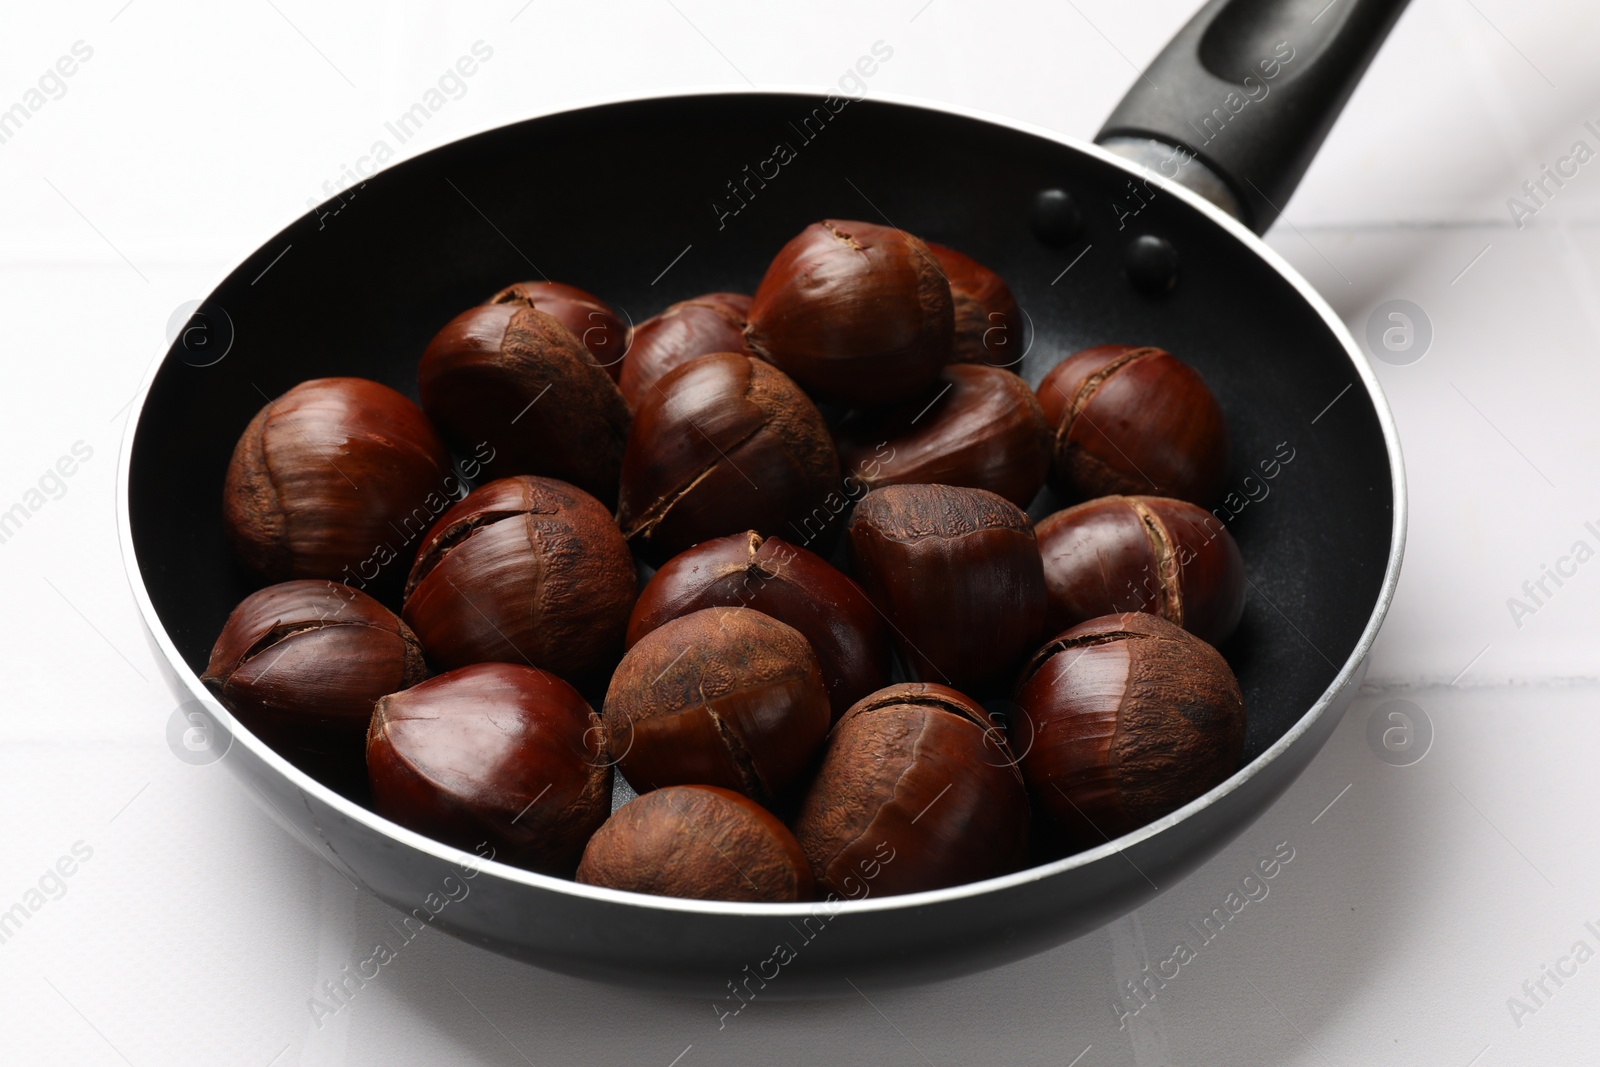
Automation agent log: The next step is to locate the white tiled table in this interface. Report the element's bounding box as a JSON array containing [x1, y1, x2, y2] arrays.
[[3, 2, 1597, 1063]]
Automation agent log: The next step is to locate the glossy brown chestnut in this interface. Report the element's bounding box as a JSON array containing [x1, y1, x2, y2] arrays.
[[576, 785, 812, 902], [602, 607, 830, 804], [402, 475, 635, 679], [490, 280, 629, 380], [203, 580, 427, 789], [834, 363, 1050, 508], [626, 531, 890, 721], [1036, 344, 1229, 506], [222, 377, 453, 590], [926, 242, 1022, 369], [1036, 495, 1245, 645], [616, 292, 751, 410], [616, 351, 839, 565], [848, 484, 1047, 694], [745, 219, 954, 407], [1014, 612, 1245, 843], [793, 683, 1028, 897], [418, 302, 631, 502], [367, 662, 611, 873]]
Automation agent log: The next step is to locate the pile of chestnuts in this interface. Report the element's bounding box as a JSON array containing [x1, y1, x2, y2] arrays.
[[206, 218, 1249, 904]]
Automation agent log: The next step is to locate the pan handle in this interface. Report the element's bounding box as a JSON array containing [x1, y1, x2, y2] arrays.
[[1095, 0, 1411, 233]]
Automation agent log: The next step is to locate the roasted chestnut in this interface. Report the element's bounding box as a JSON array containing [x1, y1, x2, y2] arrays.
[[402, 475, 635, 679], [616, 292, 751, 410], [367, 662, 611, 873], [616, 351, 839, 565], [626, 531, 890, 721], [793, 683, 1028, 897], [576, 785, 812, 902], [745, 219, 953, 407], [1036, 344, 1228, 506], [926, 242, 1021, 369], [848, 484, 1047, 694], [1014, 612, 1245, 844], [222, 377, 453, 591], [1037, 495, 1245, 645], [602, 607, 830, 805], [833, 363, 1050, 508], [490, 280, 629, 380], [418, 302, 631, 502], [203, 580, 427, 789]]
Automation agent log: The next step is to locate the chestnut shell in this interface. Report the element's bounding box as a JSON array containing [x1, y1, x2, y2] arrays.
[[793, 683, 1028, 897], [490, 280, 629, 381], [1014, 612, 1245, 844], [626, 531, 890, 721], [402, 475, 635, 680], [616, 351, 840, 565], [617, 292, 751, 410], [602, 606, 831, 805], [576, 785, 813, 903], [367, 662, 611, 874], [418, 303, 631, 502], [222, 377, 453, 590], [745, 219, 954, 407], [1036, 344, 1229, 506], [926, 242, 1022, 369], [834, 363, 1050, 508], [848, 484, 1047, 695], [203, 579, 427, 789], [1036, 495, 1246, 645]]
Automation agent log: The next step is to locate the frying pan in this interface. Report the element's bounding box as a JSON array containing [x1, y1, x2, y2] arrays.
[[118, 0, 1409, 996]]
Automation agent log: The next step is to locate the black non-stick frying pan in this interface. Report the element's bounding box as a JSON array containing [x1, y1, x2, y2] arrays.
[[119, 0, 1408, 996]]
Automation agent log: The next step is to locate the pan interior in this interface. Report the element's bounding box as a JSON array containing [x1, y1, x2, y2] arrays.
[[129, 93, 1393, 779]]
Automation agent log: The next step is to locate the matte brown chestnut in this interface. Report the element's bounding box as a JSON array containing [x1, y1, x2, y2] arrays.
[[1037, 495, 1245, 645], [367, 662, 611, 873], [418, 302, 631, 502], [602, 607, 830, 804], [617, 292, 751, 410], [490, 280, 629, 380], [616, 351, 840, 565], [834, 363, 1050, 508], [403, 475, 635, 679], [793, 683, 1028, 897], [626, 531, 890, 721], [848, 484, 1047, 694], [745, 219, 954, 407], [1014, 612, 1245, 843], [1036, 344, 1229, 506], [203, 580, 427, 788], [926, 242, 1022, 369], [223, 377, 453, 590], [576, 785, 812, 902]]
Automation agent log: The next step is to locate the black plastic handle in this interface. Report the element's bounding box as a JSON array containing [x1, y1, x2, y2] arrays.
[[1096, 0, 1411, 233]]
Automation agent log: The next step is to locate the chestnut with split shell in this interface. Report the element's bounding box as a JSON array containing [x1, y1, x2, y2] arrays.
[[601, 606, 831, 805], [419, 302, 631, 502], [489, 280, 629, 381], [793, 683, 1028, 897], [1036, 344, 1228, 507], [627, 531, 889, 721], [577, 785, 812, 902], [402, 475, 635, 680], [203, 579, 427, 789], [1014, 612, 1245, 845], [1036, 495, 1245, 645]]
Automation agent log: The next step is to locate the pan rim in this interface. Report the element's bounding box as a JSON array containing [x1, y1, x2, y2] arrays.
[[116, 85, 1407, 919]]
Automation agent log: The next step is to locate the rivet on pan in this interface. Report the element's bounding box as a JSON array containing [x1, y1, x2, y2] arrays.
[[1030, 189, 1083, 247], [1123, 235, 1179, 295]]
